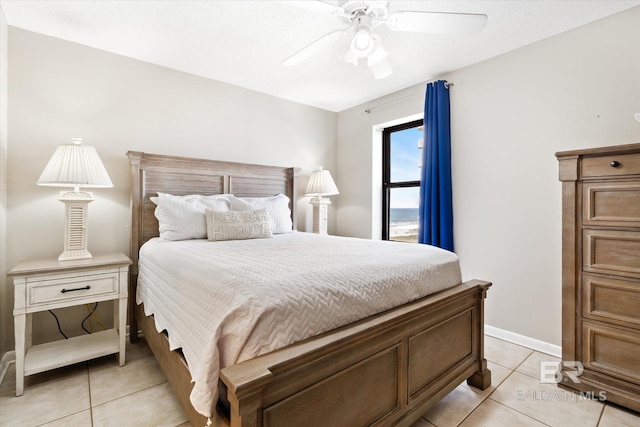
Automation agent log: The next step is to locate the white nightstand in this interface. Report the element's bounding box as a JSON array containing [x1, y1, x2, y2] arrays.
[[9, 252, 131, 396]]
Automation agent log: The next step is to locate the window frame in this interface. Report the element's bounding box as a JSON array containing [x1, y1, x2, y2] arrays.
[[381, 118, 423, 241]]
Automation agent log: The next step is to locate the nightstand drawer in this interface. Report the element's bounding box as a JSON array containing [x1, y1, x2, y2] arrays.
[[28, 273, 119, 307]]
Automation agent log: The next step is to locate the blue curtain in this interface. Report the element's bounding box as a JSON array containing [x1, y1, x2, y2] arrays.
[[418, 80, 454, 251]]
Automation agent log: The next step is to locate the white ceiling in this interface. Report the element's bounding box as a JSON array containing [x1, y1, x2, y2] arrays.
[[1, 0, 639, 112]]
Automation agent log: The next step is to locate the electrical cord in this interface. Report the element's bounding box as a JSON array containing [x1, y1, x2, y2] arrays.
[[84, 303, 107, 332], [81, 302, 99, 334], [48, 310, 68, 339], [49, 303, 107, 338], [85, 304, 94, 333]]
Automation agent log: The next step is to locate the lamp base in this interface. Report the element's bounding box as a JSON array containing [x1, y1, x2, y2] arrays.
[[58, 250, 93, 262], [58, 191, 94, 261], [309, 197, 331, 235]]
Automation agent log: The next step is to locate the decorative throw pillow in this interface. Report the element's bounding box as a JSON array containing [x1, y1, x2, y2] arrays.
[[228, 194, 293, 234], [205, 209, 273, 241]]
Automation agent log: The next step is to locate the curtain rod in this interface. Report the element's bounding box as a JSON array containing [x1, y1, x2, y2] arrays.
[[364, 81, 453, 114]]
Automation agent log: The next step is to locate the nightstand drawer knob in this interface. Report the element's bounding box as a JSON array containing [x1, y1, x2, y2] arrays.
[[610, 160, 620, 168], [60, 285, 91, 293]]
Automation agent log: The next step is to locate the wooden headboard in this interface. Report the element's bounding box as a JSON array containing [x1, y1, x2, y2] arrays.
[[127, 151, 299, 334]]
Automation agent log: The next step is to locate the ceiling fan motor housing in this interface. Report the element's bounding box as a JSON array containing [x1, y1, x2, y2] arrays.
[[338, 0, 389, 24]]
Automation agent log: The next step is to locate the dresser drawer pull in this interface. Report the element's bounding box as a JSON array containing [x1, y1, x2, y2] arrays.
[[610, 160, 620, 168], [60, 285, 91, 294]]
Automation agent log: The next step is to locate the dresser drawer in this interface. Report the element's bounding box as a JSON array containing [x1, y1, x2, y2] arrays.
[[28, 273, 119, 307], [583, 182, 640, 227], [581, 152, 640, 179], [582, 321, 640, 385], [583, 229, 640, 279], [582, 274, 640, 327]]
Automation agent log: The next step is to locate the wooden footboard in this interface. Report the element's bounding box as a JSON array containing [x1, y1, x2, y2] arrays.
[[136, 280, 491, 427]]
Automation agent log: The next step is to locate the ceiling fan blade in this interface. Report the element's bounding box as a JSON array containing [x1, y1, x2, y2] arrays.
[[386, 11, 487, 35], [278, 0, 344, 15], [282, 28, 347, 66]]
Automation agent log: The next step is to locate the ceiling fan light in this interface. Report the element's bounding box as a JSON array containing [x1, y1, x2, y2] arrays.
[[350, 29, 375, 58], [367, 39, 388, 67], [371, 57, 392, 79], [342, 47, 359, 66]]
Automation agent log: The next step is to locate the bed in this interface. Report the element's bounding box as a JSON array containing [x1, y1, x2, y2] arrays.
[[127, 151, 492, 427]]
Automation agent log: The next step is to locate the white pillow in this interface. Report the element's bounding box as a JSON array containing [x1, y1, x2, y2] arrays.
[[228, 194, 293, 234], [158, 192, 229, 204], [151, 196, 207, 241], [157, 192, 198, 201], [196, 194, 231, 211], [205, 209, 272, 241], [151, 193, 230, 241]]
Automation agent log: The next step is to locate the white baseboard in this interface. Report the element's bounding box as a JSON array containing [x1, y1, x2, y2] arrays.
[[0, 350, 15, 387], [485, 324, 562, 358]]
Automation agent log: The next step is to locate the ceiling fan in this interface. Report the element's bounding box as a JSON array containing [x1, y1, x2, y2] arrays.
[[281, 0, 487, 79]]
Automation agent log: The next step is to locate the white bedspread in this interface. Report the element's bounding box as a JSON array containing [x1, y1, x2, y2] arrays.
[[137, 232, 462, 418]]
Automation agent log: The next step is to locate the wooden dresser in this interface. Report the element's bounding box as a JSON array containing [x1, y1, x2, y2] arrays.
[[556, 143, 640, 411]]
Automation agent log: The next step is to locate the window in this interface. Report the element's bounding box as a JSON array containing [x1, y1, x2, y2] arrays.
[[382, 119, 423, 242]]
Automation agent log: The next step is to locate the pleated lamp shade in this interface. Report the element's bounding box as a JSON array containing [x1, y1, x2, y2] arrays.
[[37, 138, 112, 261], [37, 138, 113, 189], [304, 167, 339, 197]]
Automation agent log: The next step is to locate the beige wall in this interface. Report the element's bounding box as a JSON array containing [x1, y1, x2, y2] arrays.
[[336, 6, 640, 347], [0, 9, 8, 361], [2, 28, 337, 353]]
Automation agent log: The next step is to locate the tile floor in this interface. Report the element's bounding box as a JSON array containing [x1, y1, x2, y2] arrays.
[[1, 335, 639, 426]]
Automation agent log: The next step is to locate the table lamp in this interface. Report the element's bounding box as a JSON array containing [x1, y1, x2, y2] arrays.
[[304, 167, 339, 235], [37, 138, 113, 261]]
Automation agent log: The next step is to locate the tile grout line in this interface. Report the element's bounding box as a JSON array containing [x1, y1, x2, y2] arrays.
[[444, 349, 536, 427], [88, 361, 95, 427], [421, 350, 530, 426], [511, 350, 535, 373], [487, 353, 609, 427], [87, 354, 165, 409], [486, 397, 553, 426], [451, 363, 519, 426], [33, 410, 90, 427], [487, 352, 560, 426], [90, 378, 171, 410], [594, 403, 606, 427], [29, 362, 92, 427]]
